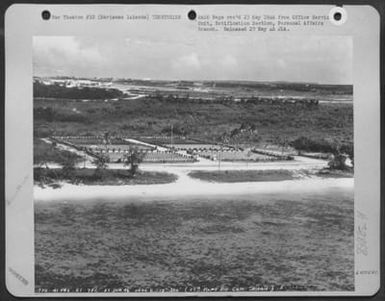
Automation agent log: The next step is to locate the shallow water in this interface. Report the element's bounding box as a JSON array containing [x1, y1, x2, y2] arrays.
[[35, 187, 354, 292]]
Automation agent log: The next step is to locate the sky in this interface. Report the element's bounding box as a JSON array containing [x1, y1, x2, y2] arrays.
[[33, 35, 352, 84]]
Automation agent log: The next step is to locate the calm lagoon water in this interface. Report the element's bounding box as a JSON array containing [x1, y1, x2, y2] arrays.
[[35, 187, 354, 292]]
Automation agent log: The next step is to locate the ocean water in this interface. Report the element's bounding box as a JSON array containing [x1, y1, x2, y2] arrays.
[[35, 187, 354, 292]]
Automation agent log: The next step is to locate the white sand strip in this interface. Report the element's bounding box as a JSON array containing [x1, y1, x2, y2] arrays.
[[34, 177, 353, 202]]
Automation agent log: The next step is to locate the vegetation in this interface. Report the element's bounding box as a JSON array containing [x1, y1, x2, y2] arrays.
[[219, 122, 260, 144], [34, 139, 82, 166], [33, 83, 353, 178], [34, 82, 124, 100], [188, 170, 296, 183], [34, 96, 353, 148], [123, 148, 145, 177], [290, 136, 353, 163], [291, 136, 348, 153], [316, 168, 353, 178], [33, 82, 354, 292], [189, 168, 354, 182], [34, 168, 177, 187], [92, 154, 109, 180], [211, 81, 353, 94], [34, 106, 90, 123], [60, 155, 77, 178], [327, 153, 353, 171]]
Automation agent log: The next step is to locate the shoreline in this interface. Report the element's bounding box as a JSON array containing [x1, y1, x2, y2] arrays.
[[34, 177, 354, 202]]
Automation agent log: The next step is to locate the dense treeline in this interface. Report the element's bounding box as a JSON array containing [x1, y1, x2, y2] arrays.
[[34, 82, 124, 99], [291, 136, 353, 158]]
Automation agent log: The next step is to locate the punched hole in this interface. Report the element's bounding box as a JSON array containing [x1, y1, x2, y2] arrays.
[[42, 10, 51, 20], [188, 10, 197, 20], [333, 12, 342, 21]]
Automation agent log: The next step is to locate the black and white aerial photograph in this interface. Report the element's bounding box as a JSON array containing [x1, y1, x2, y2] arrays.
[[33, 34, 354, 293]]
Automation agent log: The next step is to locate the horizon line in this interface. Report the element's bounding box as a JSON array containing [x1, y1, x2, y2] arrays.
[[33, 76, 353, 86]]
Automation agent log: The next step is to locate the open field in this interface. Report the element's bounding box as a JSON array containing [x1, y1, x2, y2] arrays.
[[35, 188, 354, 292], [34, 168, 178, 187], [188, 170, 296, 183], [188, 169, 353, 183]]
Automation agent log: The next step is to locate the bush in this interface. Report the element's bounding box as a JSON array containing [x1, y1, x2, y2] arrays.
[[161, 124, 190, 136], [290, 136, 337, 153], [61, 156, 77, 177], [291, 136, 353, 164], [340, 143, 354, 159]]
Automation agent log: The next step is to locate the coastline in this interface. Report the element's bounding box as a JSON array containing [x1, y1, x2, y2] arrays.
[[34, 177, 354, 202]]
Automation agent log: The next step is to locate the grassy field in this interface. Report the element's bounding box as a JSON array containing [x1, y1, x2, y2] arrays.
[[35, 189, 354, 292], [188, 169, 353, 183], [34, 168, 178, 187], [315, 169, 354, 178], [188, 170, 296, 183]]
